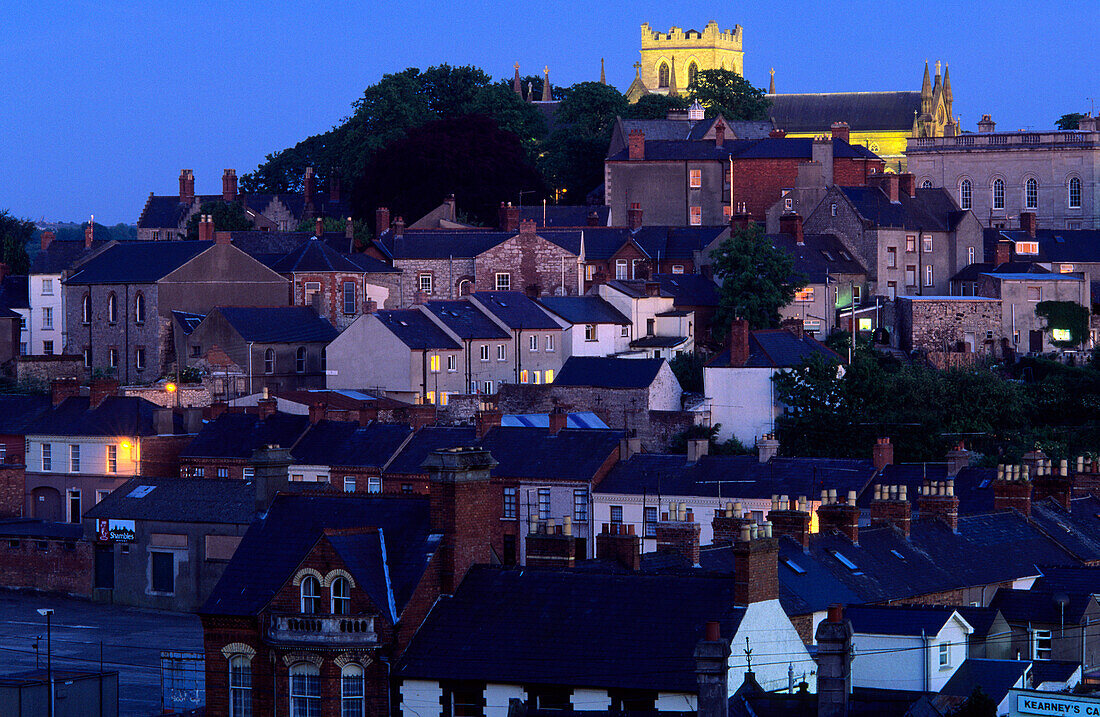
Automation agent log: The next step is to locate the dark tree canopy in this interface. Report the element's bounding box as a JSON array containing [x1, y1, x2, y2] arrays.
[[623, 93, 689, 119], [1057, 112, 1087, 130], [687, 69, 771, 120], [185, 201, 253, 240], [710, 223, 805, 337], [0, 211, 32, 275], [540, 82, 629, 201]]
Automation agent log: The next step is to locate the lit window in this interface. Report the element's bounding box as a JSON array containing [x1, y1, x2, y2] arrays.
[[724, 205, 732, 218], [107, 445, 117, 474], [429, 354, 440, 372], [425, 391, 435, 404], [532, 371, 541, 384], [520, 370, 529, 383], [446, 354, 456, 372], [1060, 264, 1074, 273], [264, 349, 275, 374], [495, 273, 511, 291], [1069, 177, 1082, 208], [300, 576, 321, 614], [960, 179, 972, 210], [544, 369, 554, 383], [584, 324, 596, 341], [689, 206, 702, 226], [331, 577, 351, 615], [1027, 286, 1042, 302], [992, 178, 1005, 210], [217, 467, 228, 478], [229, 655, 252, 717], [858, 318, 872, 331], [1025, 178, 1038, 209], [1052, 328, 1072, 342], [290, 663, 321, 715], [341, 664, 364, 717], [689, 169, 702, 189], [418, 274, 433, 294], [794, 288, 815, 302], [672, 265, 684, 274], [1016, 241, 1039, 255]]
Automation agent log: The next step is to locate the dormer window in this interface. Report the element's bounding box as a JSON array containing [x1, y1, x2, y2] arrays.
[[1016, 241, 1039, 255]]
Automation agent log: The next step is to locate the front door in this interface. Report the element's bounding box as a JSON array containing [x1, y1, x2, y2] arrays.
[[1029, 330, 1044, 353], [30, 487, 61, 521]]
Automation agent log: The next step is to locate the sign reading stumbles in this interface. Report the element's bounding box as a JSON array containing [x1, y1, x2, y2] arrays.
[[97, 519, 136, 542]]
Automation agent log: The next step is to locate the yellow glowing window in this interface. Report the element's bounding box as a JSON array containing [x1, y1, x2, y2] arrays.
[[429, 355, 440, 372], [440, 392, 449, 406], [545, 369, 554, 383], [1052, 328, 1072, 342], [1016, 241, 1039, 255], [533, 371, 541, 384], [689, 169, 702, 188], [858, 318, 872, 331], [425, 391, 435, 404], [1060, 264, 1075, 273], [520, 370, 529, 384], [795, 288, 815, 302], [690, 206, 702, 226]]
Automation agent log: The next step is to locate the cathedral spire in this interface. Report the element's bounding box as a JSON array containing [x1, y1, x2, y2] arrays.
[[513, 62, 522, 97], [541, 66, 553, 102], [932, 60, 942, 96], [769, 68, 775, 94], [600, 58, 606, 85], [668, 56, 679, 96], [942, 62, 953, 109], [920, 61, 933, 114]]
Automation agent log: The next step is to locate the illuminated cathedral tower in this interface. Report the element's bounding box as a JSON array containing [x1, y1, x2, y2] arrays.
[[626, 21, 744, 102]]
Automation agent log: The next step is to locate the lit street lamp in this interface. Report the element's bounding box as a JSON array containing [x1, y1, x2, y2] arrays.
[[36, 608, 53, 717]]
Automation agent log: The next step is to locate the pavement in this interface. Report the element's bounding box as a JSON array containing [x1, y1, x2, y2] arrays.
[[0, 588, 204, 716]]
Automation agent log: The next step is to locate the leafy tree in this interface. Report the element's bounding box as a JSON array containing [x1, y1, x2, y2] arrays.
[[710, 223, 805, 338], [0, 211, 33, 274], [668, 423, 750, 456], [670, 351, 707, 393], [1057, 112, 1087, 130], [950, 687, 997, 717], [687, 69, 771, 120], [184, 201, 253, 240], [1036, 300, 1090, 347], [623, 93, 689, 119], [539, 82, 628, 200], [295, 216, 347, 233]]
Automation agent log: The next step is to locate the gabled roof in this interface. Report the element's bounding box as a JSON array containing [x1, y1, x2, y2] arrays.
[[26, 395, 179, 437], [769, 233, 866, 283], [396, 566, 746, 692], [84, 476, 257, 524], [180, 411, 310, 459], [202, 493, 436, 618], [0, 395, 52, 436], [65, 241, 212, 284], [709, 329, 839, 368], [537, 296, 630, 325], [990, 588, 1096, 625], [633, 226, 728, 260], [212, 307, 338, 344], [374, 310, 462, 350], [1033, 565, 1100, 597], [766, 91, 923, 133], [269, 238, 364, 274], [653, 273, 721, 307], [29, 239, 109, 275], [137, 192, 350, 231], [839, 186, 965, 232], [554, 357, 667, 389], [171, 310, 205, 336], [423, 301, 510, 340], [480, 426, 623, 483], [383, 426, 477, 476], [470, 292, 560, 330], [1030, 496, 1100, 563], [985, 227, 1100, 264], [291, 420, 412, 468], [0, 276, 29, 310], [938, 659, 1030, 703], [844, 604, 965, 637]]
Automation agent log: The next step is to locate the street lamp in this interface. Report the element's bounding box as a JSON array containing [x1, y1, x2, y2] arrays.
[[36, 608, 54, 717]]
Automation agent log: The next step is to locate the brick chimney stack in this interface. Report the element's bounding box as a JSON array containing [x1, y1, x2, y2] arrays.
[[627, 202, 643, 230], [1020, 211, 1037, 238], [423, 447, 497, 593], [830, 122, 850, 144], [329, 173, 342, 204], [474, 406, 502, 438], [816, 490, 860, 543], [303, 167, 315, 204], [768, 495, 812, 550], [315, 217, 324, 238], [89, 377, 119, 408], [1033, 457, 1072, 511], [872, 437, 894, 472], [198, 214, 214, 243], [50, 377, 80, 407], [222, 169, 237, 202], [711, 502, 750, 546], [499, 202, 520, 233], [628, 129, 645, 160], [995, 240, 1013, 267], [40, 230, 55, 252], [655, 502, 701, 567], [993, 463, 1032, 517], [251, 445, 291, 513], [730, 203, 752, 232], [687, 438, 709, 463], [548, 406, 568, 435], [732, 521, 779, 605], [256, 387, 277, 420], [392, 217, 405, 237], [728, 318, 750, 367], [524, 516, 577, 568], [780, 318, 804, 340], [918, 480, 959, 532], [714, 122, 725, 147], [85, 217, 94, 249], [869, 484, 911, 537], [519, 219, 537, 239], [816, 605, 853, 717], [587, 210, 600, 227], [596, 523, 640, 570], [695, 621, 731, 717], [308, 401, 326, 425], [779, 212, 804, 245], [375, 207, 391, 237], [870, 173, 900, 203], [898, 173, 916, 198], [946, 441, 970, 477], [179, 169, 194, 204]]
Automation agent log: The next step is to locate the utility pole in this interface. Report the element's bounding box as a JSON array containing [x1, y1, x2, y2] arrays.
[[37, 608, 54, 717]]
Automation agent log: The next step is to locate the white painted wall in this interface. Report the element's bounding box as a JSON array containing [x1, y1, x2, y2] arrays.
[[484, 684, 526, 717], [26, 435, 141, 477], [655, 693, 696, 712], [562, 322, 631, 358], [730, 599, 818, 693], [704, 366, 780, 444], [571, 688, 610, 711], [852, 616, 971, 692], [400, 679, 442, 717], [29, 273, 64, 354]]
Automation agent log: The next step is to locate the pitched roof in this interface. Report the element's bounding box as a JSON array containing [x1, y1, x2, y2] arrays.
[[554, 357, 667, 389], [268, 238, 364, 273], [1032, 565, 1100, 597], [345, 252, 399, 274], [0, 395, 52, 436], [951, 261, 1049, 283], [65, 241, 212, 284], [396, 566, 746, 692], [374, 310, 462, 350], [180, 411, 310, 459], [767, 91, 923, 133], [470, 292, 560, 329], [423, 301, 510, 340], [990, 588, 1096, 625], [171, 310, 205, 336], [537, 296, 630, 325], [84, 476, 256, 524], [224, 230, 350, 256], [1029, 496, 1100, 563], [844, 604, 962, 637], [653, 273, 721, 307], [383, 426, 477, 476], [137, 192, 350, 231], [839, 186, 965, 232], [291, 420, 412, 468], [202, 493, 436, 617], [708, 329, 839, 368], [985, 227, 1100, 264], [869, 464, 996, 516], [26, 395, 178, 437], [769, 233, 867, 283], [0, 276, 29, 310], [213, 306, 338, 344], [480, 427, 623, 483], [938, 659, 1030, 702], [29, 239, 109, 274]]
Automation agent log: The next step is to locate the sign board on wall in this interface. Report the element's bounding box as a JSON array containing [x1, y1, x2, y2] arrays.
[[1015, 691, 1100, 716], [97, 519, 136, 542]]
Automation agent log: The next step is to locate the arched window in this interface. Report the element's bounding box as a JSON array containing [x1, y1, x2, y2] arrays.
[[81, 294, 92, 325], [687, 61, 698, 87], [341, 664, 365, 717], [1025, 178, 1038, 209], [331, 577, 350, 615], [264, 348, 275, 374], [1069, 177, 1082, 208], [107, 293, 117, 324], [289, 663, 321, 717], [295, 347, 306, 374], [300, 576, 320, 613], [992, 178, 1005, 210], [229, 655, 252, 717], [921, 180, 933, 189], [134, 292, 145, 323], [960, 179, 972, 210], [657, 62, 670, 89]]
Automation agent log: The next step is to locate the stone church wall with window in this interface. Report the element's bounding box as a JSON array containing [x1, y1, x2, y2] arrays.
[[64, 282, 163, 384]]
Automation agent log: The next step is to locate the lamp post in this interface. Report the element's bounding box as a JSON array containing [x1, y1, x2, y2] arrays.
[[36, 607, 53, 717]]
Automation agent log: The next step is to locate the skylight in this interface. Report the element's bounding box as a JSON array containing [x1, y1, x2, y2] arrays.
[[829, 549, 862, 573], [783, 558, 806, 574], [127, 485, 156, 499], [890, 549, 906, 560]]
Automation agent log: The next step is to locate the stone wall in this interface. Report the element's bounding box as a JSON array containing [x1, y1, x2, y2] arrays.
[[122, 384, 211, 408], [474, 228, 580, 297], [15, 355, 86, 386], [896, 297, 1003, 354]]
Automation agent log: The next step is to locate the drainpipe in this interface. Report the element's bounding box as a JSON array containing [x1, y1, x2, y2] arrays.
[[922, 629, 930, 692], [247, 342, 254, 397]]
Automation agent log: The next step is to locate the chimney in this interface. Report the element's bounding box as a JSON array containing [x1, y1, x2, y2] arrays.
[[695, 621, 731, 717], [214, 231, 232, 245], [153, 407, 174, 435], [475, 406, 502, 438], [308, 401, 326, 424], [945, 442, 970, 477], [519, 219, 537, 239], [524, 517, 577, 568], [412, 290, 427, 305], [830, 122, 850, 144], [1033, 457, 1072, 512], [315, 217, 324, 238], [345, 217, 354, 240], [816, 491, 860, 543], [757, 433, 780, 463], [655, 503, 701, 567], [596, 523, 640, 570], [995, 239, 1013, 267], [256, 388, 277, 420], [208, 401, 229, 420], [198, 214, 215, 243], [1020, 211, 1037, 238], [711, 502, 750, 546], [993, 464, 1032, 517], [628, 129, 645, 160], [407, 403, 437, 430], [548, 406, 568, 435], [872, 437, 894, 472], [363, 297, 377, 314], [303, 167, 315, 204], [250, 445, 291, 513], [392, 217, 405, 237], [40, 230, 55, 252], [898, 173, 916, 198], [918, 480, 959, 532], [179, 169, 194, 204], [687, 438, 709, 463], [423, 447, 497, 593], [329, 174, 342, 204], [768, 496, 812, 551], [728, 318, 750, 367], [870, 173, 900, 203], [89, 377, 119, 408], [443, 194, 456, 222], [499, 202, 520, 233], [769, 128, 787, 138], [779, 213, 803, 245], [730, 204, 752, 232], [732, 522, 779, 604], [977, 114, 996, 133], [780, 318, 804, 340], [50, 377, 80, 407], [619, 436, 642, 460], [869, 484, 911, 538], [812, 136, 835, 187], [587, 210, 599, 227], [1079, 114, 1099, 132], [183, 407, 203, 435], [714, 122, 726, 147], [815, 605, 853, 717], [375, 207, 391, 237], [222, 169, 237, 202], [84, 218, 94, 249], [627, 202, 643, 230]]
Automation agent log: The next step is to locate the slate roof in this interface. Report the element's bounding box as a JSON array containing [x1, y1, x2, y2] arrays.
[[537, 296, 630, 325], [180, 412, 310, 459], [951, 261, 1049, 282], [844, 604, 962, 636], [554, 357, 667, 389], [423, 301, 510, 339], [26, 395, 179, 437], [291, 420, 413, 468], [708, 329, 839, 368], [0, 276, 29, 310], [383, 426, 477, 476], [1030, 496, 1100, 563], [470, 292, 560, 329], [630, 335, 689, 348], [1032, 566, 1100, 596], [604, 279, 672, 298], [480, 427, 623, 483], [634, 226, 728, 260], [990, 588, 1096, 625], [171, 310, 205, 336], [29, 239, 109, 275], [769, 233, 866, 283], [213, 307, 338, 344], [767, 91, 923, 133], [346, 252, 399, 274], [1030, 661, 1081, 686], [84, 476, 257, 524], [396, 566, 746, 692], [0, 395, 52, 436], [202, 493, 436, 618], [224, 230, 350, 256], [938, 659, 1030, 703], [607, 137, 880, 163], [269, 238, 364, 273], [138, 192, 350, 232], [867, 464, 996, 516], [374, 310, 462, 350], [518, 205, 610, 227], [839, 187, 966, 232], [653, 273, 721, 307], [984, 227, 1100, 264], [65, 241, 212, 284]]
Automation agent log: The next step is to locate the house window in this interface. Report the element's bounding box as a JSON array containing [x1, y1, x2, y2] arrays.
[[289, 663, 321, 717], [418, 274, 433, 294], [687, 61, 699, 86], [43, 341, 54, 356], [794, 287, 814, 302], [425, 391, 435, 405], [538, 488, 551, 520], [341, 664, 364, 717], [368, 476, 381, 494], [295, 347, 306, 373], [921, 180, 932, 189], [520, 370, 529, 383], [243, 467, 253, 480], [331, 577, 351, 615], [67, 489, 80, 523], [830, 203, 838, 217], [887, 247, 897, 269], [107, 445, 117, 473], [689, 169, 702, 189], [532, 371, 541, 384], [135, 293, 145, 323], [574, 490, 588, 522], [42, 307, 52, 330], [503, 487, 517, 518], [1034, 629, 1052, 660], [83, 347, 90, 367], [784, 197, 793, 211], [447, 354, 456, 372], [41, 444, 51, 472], [853, 286, 862, 304], [82, 294, 91, 324], [968, 246, 975, 265], [584, 324, 597, 341], [1069, 177, 1082, 208], [483, 380, 493, 394], [545, 368, 554, 383], [194, 467, 205, 478], [646, 318, 655, 335], [497, 344, 506, 361], [300, 576, 321, 614], [689, 206, 702, 226], [302, 282, 321, 306], [19, 343, 26, 356], [190, 344, 202, 358], [923, 235, 933, 252], [107, 293, 117, 323], [108, 348, 118, 368], [939, 643, 950, 668], [1060, 263, 1075, 274], [229, 655, 252, 717], [924, 266, 933, 287], [151, 551, 174, 593], [1025, 178, 1038, 209], [657, 62, 670, 88], [41, 279, 52, 295], [480, 344, 489, 362], [495, 273, 511, 291], [342, 281, 356, 314], [960, 179, 972, 210], [615, 260, 628, 280], [621, 325, 629, 338], [264, 348, 275, 374], [545, 335, 554, 351], [1016, 241, 1039, 255], [584, 264, 594, 281], [905, 266, 917, 287], [429, 354, 440, 372], [529, 335, 538, 352], [1027, 286, 1042, 302], [135, 347, 146, 371], [69, 444, 80, 473], [906, 235, 916, 253], [610, 505, 623, 525], [343, 477, 355, 493], [644, 506, 658, 537], [992, 178, 1005, 209], [672, 264, 684, 274]]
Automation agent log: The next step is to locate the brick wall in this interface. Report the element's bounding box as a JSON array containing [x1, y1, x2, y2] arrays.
[[0, 465, 24, 518], [140, 435, 195, 478], [0, 537, 92, 595]]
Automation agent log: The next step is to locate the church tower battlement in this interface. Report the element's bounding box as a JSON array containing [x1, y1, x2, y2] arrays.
[[634, 21, 744, 100]]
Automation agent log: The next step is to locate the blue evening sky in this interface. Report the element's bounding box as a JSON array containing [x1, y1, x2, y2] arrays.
[[3, 1, 1097, 224]]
